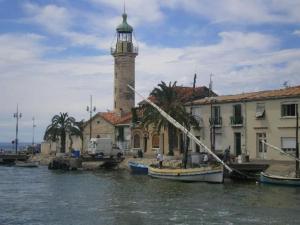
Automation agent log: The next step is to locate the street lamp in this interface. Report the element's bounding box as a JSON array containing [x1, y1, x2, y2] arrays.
[[13, 104, 22, 154], [86, 95, 96, 140], [32, 117, 36, 148]]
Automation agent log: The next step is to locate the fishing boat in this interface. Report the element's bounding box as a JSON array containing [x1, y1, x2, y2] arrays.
[[127, 84, 234, 183], [259, 107, 300, 186], [15, 161, 39, 168], [128, 161, 148, 174], [260, 172, 300, 186], [148, 165, 223, 183]]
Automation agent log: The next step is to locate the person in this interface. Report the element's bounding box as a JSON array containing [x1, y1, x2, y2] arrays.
[[223, 146, 231, 163], [203, 153, 208, 164], [157, 152, 163, 168]]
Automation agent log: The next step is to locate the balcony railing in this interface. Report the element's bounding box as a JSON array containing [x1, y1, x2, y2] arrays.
[[230, 116, 243, 126], [110, 46, 139, 55], [209, 117, 222, 126]]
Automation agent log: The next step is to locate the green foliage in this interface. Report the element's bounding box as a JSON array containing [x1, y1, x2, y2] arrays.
[[141, 81, 199, 155], [44, 112, 82, 153]]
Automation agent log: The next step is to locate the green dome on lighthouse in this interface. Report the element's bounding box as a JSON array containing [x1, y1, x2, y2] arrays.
[[116, 13, 133, 33]]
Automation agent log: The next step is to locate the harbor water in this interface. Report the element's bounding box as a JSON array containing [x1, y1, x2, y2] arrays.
[[1, 166, 300, 225]]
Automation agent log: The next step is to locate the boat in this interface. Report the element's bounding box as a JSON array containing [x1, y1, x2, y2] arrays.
[[259, 108, 300, 186], [225, 162, 269, 180], [148, 165, 224, 183], [128, 161, 148, 174], [15, 161, 39, 168], [260, 172, 300, 186]]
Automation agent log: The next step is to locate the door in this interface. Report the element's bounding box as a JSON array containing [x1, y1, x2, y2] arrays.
[[234, 132, 241, 156], [143, 137, 147, 153], [257, 133, 267, 159]]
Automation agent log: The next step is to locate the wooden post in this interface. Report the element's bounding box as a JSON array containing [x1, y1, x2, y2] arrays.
[[296, 105, 299, 178]]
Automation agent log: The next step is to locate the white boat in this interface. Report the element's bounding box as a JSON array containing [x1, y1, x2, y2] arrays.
[[148, 166, 223, 183], [15, 161, 39, 168]]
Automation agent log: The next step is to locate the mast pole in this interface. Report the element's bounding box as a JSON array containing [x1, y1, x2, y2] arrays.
[[296, 105, 299, 177], [128, 84, 233, 172]]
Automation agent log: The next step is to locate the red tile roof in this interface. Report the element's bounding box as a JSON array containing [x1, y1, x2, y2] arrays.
[[139, 85, 214, 105], [116, 112, 132, 125], [100, 112, 120, 124], [192, 85, 300, 105], [84, 111, 132, 126]]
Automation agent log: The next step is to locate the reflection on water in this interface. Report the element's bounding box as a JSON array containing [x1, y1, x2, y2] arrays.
[[0, 166, 300, 225]]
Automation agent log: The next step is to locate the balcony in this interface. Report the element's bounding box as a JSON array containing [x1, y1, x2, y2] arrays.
[[209, 117, 222, 127], [230, 116, 243, 127], [111, 46, 139, 55]]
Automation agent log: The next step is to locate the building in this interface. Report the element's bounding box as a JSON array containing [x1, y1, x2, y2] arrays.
[[131, 86, 214, 156], [81, 11, 138, 151], [188, 85, 300, 161], [41, 11, 137, 154], [111, 12, 138, 116]]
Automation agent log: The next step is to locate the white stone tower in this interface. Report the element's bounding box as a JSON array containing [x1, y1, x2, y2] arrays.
[[111, 11, 138, 116]]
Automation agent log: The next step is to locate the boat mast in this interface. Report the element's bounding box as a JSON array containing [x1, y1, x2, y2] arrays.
[[183, 74, 197, 168], [296, 105, 299, 178], [128, 84, 233, 172]]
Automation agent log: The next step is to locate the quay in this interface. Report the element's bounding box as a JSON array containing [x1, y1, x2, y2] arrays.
[[0, 154, 29, 164]]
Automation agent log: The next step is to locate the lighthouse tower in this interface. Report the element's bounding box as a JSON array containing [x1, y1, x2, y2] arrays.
[[111, 11, 138, 116]]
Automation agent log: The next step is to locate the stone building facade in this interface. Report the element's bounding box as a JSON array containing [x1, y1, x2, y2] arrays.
[[188, 85, 300, 161]]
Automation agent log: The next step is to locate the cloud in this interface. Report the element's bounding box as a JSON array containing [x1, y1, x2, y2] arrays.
[[89, 0, 164, 26], [294, 30, 300, 36], [162, 0, 300, 24]]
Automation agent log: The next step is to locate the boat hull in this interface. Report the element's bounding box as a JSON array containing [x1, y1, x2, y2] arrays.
[[128, 162, 148, 174], [148, 166, 223, 183], [260, 172, 300, 186], [15, 162, 39, 168]]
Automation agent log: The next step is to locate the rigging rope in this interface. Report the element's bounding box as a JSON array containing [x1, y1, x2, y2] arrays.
[[262, 141, 300, 162], [127, 85, 233, 173]]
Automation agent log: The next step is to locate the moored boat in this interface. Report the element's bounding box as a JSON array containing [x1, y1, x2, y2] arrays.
[[260, 172, 300, 186], [128, 161, 148, 174], [148, 165, 223, 183], [15, 161, 39, 168]]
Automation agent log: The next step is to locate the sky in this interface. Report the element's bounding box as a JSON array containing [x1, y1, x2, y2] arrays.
[[0, 0, 300, 143]]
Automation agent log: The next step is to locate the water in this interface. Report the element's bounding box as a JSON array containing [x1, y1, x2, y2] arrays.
[[1, 166, 300, 225]]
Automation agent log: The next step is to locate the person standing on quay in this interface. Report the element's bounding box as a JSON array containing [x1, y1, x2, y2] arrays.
[[157, 152, 163, 168]]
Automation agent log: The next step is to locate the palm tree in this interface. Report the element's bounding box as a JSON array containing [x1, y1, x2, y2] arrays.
[[44, 112, 78, 153], [72, 120, 85, 153], [142, 81, 197, 156]]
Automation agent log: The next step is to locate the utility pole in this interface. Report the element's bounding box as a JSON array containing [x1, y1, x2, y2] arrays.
[[13, 105, 22, 154], [296, 105, 299, 178], [86, 95, 96, 141], [209, 74, 215, 152], [32, 117, 36, 147]]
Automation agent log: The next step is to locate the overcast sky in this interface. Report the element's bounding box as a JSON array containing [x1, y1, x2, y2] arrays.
[[0, 0, 300, 143]]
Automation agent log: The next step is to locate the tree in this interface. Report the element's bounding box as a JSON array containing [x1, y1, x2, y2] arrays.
[[142, 81, 197, 156], [44, 112, 78, 153], [72, 120, 85, 153]]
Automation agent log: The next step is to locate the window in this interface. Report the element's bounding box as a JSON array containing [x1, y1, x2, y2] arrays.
[[281, 137, 296, 153], [256, 103, 265, 119], [96, 135, 100, 138], [97, 120, 100, 124], [281, 103, 297, 117], [133, 134, 140, 148], [211, 106, 221, 125], [152, 134, 159, 148], [231, 104, 243, 125]]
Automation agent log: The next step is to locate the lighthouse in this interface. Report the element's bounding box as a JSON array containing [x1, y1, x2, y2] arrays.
[[111, 11, 138, 116]]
